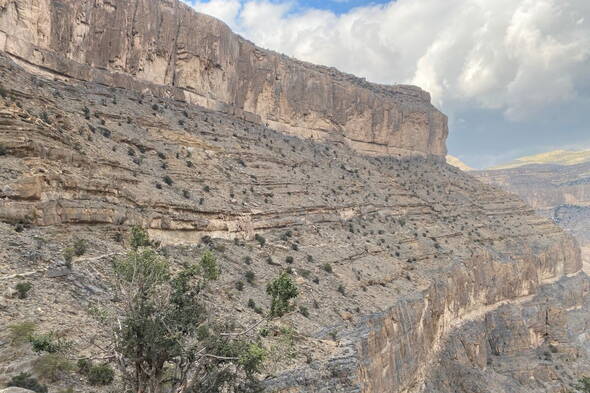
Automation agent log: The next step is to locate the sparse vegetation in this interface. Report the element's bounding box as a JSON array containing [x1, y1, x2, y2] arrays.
[[73, 238, 87, 256], [267, 272, 298, 318], [29, 332, 70, 354], [102, 228, 265, 393], [245, 270, 255, 284], [254, 233, 266, 246], [8, 321, 36, 344], [130, 225, 151, 250], [200, 250, 220, 280], [82, 361, 115, 386], [7, 372, 48, 393], [15, 281, 32, 299], [33, 353, 74, 382]]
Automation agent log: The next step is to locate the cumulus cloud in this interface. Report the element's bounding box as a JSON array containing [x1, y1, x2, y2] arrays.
[[185, 0, 590, 121], [183, 0, 590, 167]]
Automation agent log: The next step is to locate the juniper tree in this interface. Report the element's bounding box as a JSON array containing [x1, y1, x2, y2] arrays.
[[106, 234, 266, 393]]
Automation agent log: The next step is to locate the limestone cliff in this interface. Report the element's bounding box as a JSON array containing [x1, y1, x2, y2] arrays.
[[0, 52, 588, 393], [475, 161, 590, 264], [0, 0, 448, 157]]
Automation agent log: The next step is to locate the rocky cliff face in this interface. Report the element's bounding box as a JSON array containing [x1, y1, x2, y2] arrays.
[[0, 52, 588, 393], [0, 2, 589, 392], [475, 162, 590, 265], [0, 0, 447, 158]]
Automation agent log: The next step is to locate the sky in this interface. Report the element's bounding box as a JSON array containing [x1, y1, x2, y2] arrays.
[[182, 0, 590, 169]]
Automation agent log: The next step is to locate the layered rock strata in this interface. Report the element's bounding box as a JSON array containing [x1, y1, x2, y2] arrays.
[[0, 0, 447, 157], [0, 53, 588, 393], [475, 163, 590, 264]]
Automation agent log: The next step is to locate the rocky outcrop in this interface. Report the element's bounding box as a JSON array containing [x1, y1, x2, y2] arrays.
[[0, 53, 587, 393], [475, 162, 590, 264], [0, 0, 448, 158]]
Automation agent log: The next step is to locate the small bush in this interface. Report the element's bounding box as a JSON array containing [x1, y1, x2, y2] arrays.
[[33, 353, 74, 382], [285, 256, 294, 264], [15, 282, 32, 299], [130, 225, 151, 250], [337, 284, 346, 296], [63, 247, 75, 268], [87, 363, 115, 386], [29, 332, 69, 354], [163, 175, 174, 186], [254, 234, 266, 246], [235, 281, 244, 291], [245, 271, 255, 284], [73, 238, 87, 256], [182, 189, 190, 199], [299, 305, 310, 318], [7, 372, 48, 393], [77, 358, 92, 375], [0, 144, 7, 156], [322, 263, 333, 273], [200, 251, 220, 281], [8, 321, 36, 344], [267, 272, 298, 317]]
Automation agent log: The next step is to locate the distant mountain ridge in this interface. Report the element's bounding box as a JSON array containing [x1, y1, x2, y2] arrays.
[[489, 149, 590, 170], [446, 155, 473, 171], [475, 149, 590, 265]]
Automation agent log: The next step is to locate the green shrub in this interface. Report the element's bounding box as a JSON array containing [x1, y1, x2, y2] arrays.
[[130, 225, 151, 250], [200, 251, 220, 281], [87, 362, 115, 386], [73, 238, 87, 256], [235, 281, 244, 291], [245, 271, 255, 284], [163, 175, 173, 186], [576, 377, 590, 393], [7, 372, 48, 393], [63, 247, 75, 268], [322, 263, 333, 273], [285, 256, 294, 264], [8, 321, 36, 344], [299, 305, 310, 318], [267, 272, 298, 318], [77, 358, 92, 375], [15, 282, 32, 299], [254, 233, 266, 246], [29, 332, 69, 354], [33, 353, 74, 382], [0, 144, 7, 156]]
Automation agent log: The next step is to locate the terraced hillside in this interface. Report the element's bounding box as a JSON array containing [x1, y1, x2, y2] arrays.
[[0, 50, 589, 393], [476, 161, 590, 266]]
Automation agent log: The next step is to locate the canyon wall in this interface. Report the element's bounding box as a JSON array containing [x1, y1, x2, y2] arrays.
[[475, 162, 590, 264], [0, 52, 587, 392], [0, 0, 447, 157]]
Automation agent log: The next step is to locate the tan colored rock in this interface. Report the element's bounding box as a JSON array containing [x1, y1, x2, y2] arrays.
[[0, 388, 37, 393], [0, 0, 447, 158]]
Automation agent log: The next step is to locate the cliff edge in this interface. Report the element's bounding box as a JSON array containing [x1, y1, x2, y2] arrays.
[[0, 0, 447, 158]]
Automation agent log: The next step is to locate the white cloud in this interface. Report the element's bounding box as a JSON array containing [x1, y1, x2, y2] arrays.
[[185, 0, 590, 125]]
